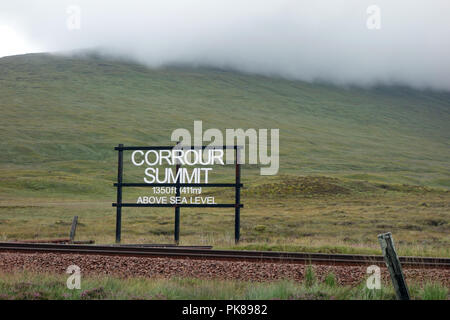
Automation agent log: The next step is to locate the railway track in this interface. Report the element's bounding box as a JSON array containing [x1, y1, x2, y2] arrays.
[[0, 242, 448, 268]]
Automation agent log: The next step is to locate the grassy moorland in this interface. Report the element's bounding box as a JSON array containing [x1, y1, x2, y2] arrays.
[[0, 176, 448, 257], [0, 53, 449, 257]]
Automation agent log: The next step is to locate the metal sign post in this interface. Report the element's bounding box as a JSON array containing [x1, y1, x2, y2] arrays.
[[174, 163, 181, 244], [115, 143, 123, 243], [235, 146, 241, 244]]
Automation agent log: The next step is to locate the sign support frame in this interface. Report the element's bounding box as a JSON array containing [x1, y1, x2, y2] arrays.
[[113, 144, 243, 244]]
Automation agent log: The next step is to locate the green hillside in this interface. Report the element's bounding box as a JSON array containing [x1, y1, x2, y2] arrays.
[[0, 52, 449, 199], [1, 53, 449, 254]]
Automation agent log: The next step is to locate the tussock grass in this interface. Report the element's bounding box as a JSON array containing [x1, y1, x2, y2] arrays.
[[323, 273, 337, 288], [0, 271, 447, 300], [304, 265, 316, 287], [420, 282, 449, 300]]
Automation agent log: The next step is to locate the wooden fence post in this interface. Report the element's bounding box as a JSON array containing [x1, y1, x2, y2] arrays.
[[69, 216, 78, 243], [378, 232, 410, 300]]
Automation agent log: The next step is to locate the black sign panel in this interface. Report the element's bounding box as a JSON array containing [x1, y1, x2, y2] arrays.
[[113, 144, 243, 244]]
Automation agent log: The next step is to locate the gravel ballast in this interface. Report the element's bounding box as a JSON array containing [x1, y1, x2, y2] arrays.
[[0, 252, 448, 286]]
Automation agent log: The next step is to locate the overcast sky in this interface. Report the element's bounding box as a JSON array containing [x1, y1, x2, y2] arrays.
[[1, 0, 450, 90]]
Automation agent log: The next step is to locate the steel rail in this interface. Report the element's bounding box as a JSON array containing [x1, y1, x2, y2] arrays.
[[0, 242, 448, 268]]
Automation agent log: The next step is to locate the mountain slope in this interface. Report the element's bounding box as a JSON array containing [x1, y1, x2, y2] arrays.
[[0, 53, 449, 197]]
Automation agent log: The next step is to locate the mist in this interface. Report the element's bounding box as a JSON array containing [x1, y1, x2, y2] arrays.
[[1, 0, 450, 90]]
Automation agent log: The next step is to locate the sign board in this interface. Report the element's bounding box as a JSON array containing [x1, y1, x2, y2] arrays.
[[113, 144, 243, 244]]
